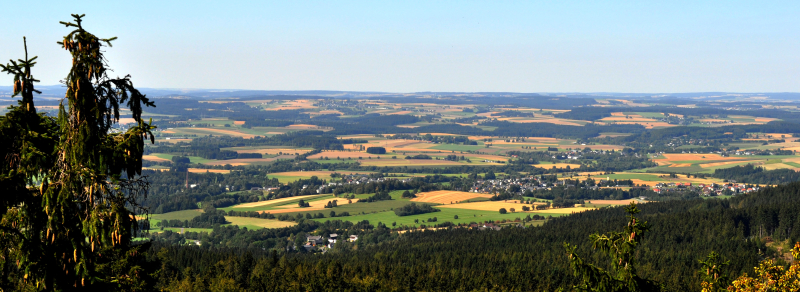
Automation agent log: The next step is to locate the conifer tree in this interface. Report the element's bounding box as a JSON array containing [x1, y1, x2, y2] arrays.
[[0, 14, 155, 290], [564, 202, 663, 291]]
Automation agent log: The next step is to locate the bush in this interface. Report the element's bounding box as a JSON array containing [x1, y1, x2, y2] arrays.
[[401, 190, 416, 198], [366, 147, 387, 154], [394, 203, 440, 216], [499, 208, 507, 214]]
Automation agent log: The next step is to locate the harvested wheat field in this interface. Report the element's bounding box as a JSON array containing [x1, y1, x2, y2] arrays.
[[762, 163, 800, 171], [188, 168, 231, 174], [143, 155, 170, 162], [439, 201, 544, 212], [261, 200, 354, 214], [669, 163, 691, 167], [534, 207, 598, 214], [183, 127, 256, 138], [524, 119, 583, 126], [658, 153, 740, 161], [273, 198, 352, 210], [202, 158, 278, 166], [610, 121, 674, 129], [233, 194, 329, 209], [224, 217, 297, 229], [533, 163, 581, 169], [359, 159, 464, 167], [586, 199, 641, 205], [234, 148, 312, 155], [699, 161, 749, 168], [411, 191, 493, 204], [233, 121, 246, 125], [308, 151, 382, 159], [286, 124, 323, 130]]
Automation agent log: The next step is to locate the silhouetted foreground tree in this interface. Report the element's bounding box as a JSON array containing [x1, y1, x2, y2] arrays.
[[0, 14, 155, 290]]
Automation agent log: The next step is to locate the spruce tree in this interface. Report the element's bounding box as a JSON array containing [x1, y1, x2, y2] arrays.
[[564, 202, 663, 291], [0, 14, 155, 290]]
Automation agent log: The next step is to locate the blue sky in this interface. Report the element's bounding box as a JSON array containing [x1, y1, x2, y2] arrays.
[[2, 1, 798, 92]]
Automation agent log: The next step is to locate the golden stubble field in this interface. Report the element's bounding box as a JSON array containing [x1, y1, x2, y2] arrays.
[[411, 190, 493, 204]]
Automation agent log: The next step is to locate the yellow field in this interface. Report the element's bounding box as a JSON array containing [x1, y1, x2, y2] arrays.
[[143, 155, 170, 162], [267, 198, 353, 214], [533, 163, 581, 169], [224, 217, 298, 228], [358, 159, 465, 166], [183, 127, 256, 138], [669, 163, 691, 167], [585, 199, 640, 205], [234, 148, 312, 155], [308, 151, 383, 159], [534, 207, 598, 214], [411, 190, 493, 204], [607, 121, 674, 129], [657, 153, 740, 161], [188, 168, 231, 173], [286, 124, 323, 130], [763, 163, 800, 171], [202, 158, 279, 166], [232, 194, 329, 208], [699, 161, 747, 168]]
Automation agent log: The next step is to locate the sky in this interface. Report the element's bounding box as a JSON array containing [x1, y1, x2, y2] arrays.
[[1, 1, 799, 93]]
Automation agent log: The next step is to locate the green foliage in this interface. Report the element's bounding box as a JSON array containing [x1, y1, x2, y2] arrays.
[[0, 14, 155, 290], [393, 203, 440, 216], [564, 203, 663, 291], [365, 146, 386, 154], [698, 251, 730, 291]]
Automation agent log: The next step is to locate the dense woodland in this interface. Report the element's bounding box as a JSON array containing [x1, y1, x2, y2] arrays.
[[135, 181, 800, 291]]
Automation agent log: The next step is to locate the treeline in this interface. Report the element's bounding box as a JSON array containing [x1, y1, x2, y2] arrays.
[[495, 110, 534, 117], [393, 203, 440, 216], [713, 164, 800, 185]]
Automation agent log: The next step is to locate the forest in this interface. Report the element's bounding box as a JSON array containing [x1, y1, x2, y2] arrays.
[[136, 181, 800, 291]]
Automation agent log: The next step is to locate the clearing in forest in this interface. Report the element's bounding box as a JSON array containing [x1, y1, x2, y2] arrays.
[[224, 217, 298, 229], [411, 190, 493, 204]]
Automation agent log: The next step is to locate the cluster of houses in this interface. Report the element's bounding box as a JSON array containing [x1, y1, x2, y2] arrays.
[[300, 233, 359, 252], [651, 181, 760, 196], [469, 176, 557, 194]]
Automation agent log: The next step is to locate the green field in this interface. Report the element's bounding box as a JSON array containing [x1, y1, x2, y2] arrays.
[[312, 207, 569, 227], [785, 162, 800, 168], [147, 209, 299, 231], [150, 153, 213, 164]]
